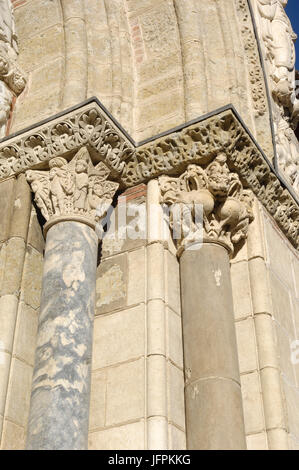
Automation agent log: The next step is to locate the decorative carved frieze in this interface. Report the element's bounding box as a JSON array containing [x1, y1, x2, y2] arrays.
[[236, 0, 268, 117], [159, 155, 254, 254], [26, 146, 119, 233], [0, 100, 298, 249]]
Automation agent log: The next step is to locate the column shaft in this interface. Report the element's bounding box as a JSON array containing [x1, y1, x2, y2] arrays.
[[26, 221, 98, 450], [180, 243, 246, 450]]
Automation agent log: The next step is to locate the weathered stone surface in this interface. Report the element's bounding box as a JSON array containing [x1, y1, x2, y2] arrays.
[[0, 179, 14, 243], [88, 420, 145, 450], [26, 221, 98, 450], [1, 420, 25, 450], [21, 246, 43, 310], [105, 359, 145, 427], [27, 207, 45, 254], [0, 237, 26, 296], [241, 371, 265, 435], [185, 378, 246, 450], [4, 358, 33, 428], [14, 302, 38, 367], [93, 305, 145, 370], [180, 243, 246, 449], [96, 254, 127, 315]]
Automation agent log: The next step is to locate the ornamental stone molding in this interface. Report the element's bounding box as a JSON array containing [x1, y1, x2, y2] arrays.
[[159, 155, 254, 255], [236, 0, 267, 118], [26, 146, 119, 234], [0, 98, 298, 250]]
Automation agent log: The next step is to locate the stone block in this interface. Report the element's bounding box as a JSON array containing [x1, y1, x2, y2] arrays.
[[260, 367, 286, 430], [0, 352, 11, 417], [167, 363, 185, 430], [1, 420, 25, 450], [166, 250, 181, 314], [0, 295, 19, 353], [1, 238, 26, 296], [88, 420, 145, 450], [241, 371, 265, 435], [291, 255, 299, 299], [168, 424, 186, 450], [0, 243, 5, 289], [21, 246, 43, 309], [89, 369, 106, 431], [264, 219, 293, 289], [270, 271, 295, 336], [283, 382, 299, 440], [0, 179, 14, 243], [246, 432, 268, 450], [96, 254, 127, 315], [5, 358, 33, 427], [167, 308, 183, 369], [267, 428, 288, 450], [274, 322, 296, 385], [248, 257, 272, 315], [27, 207, 45, 254], [136, 89, 184, 127], [9, 175, 31, 241], [230, 261, 252, 319], [147, 243, 165, 301], [127, 248, 146, 306], [235, 318, 258, 374], [147, 355, 167, 418], [147, 299, 166, 356], [15, 0, 63, 41], [29, 57, 64, 95], [254, 313, 279, 369], [14, 302, 38, 366], [18, 25, 64, 73], [92, 305, 145, 370], [106, 359, 145, 426]]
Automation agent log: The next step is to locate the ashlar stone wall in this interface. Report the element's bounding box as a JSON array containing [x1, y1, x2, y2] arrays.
[[231, 197, 299, 450]]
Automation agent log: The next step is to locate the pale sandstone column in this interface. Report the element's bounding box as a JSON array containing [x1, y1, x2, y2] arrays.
[[159, 155, 254, 450], [25, 147, 118, 450]]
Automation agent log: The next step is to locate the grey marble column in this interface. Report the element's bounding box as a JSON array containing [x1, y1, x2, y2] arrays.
[[26, 221, 98, 450], [180, 242, 246, 450]]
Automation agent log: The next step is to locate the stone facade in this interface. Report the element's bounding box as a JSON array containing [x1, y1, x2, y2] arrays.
[[0, 0, 298, 450]]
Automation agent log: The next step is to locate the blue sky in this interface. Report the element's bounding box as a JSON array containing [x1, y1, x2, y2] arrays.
[[285, 0, 299, 69]]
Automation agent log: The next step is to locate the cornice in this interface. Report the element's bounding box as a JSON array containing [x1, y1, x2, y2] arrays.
[[0, 97, 298, 249]]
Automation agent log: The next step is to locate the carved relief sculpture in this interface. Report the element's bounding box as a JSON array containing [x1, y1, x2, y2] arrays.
[[254, 0, 299, 192], [26, 147, 119, 232], [159, 154, 254, 255], [0, 0, 26, 137]]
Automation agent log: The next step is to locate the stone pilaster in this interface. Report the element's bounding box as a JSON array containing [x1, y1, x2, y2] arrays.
[[159, 155, 253, 449], [25, 147, 119, 450]]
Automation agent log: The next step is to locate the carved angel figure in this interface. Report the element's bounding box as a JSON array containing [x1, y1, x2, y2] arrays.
[[26, 147, 119, 226]]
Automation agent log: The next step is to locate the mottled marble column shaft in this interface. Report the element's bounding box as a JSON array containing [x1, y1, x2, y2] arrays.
[[180, 243, 246, 450], [26, 221, 98, 450]]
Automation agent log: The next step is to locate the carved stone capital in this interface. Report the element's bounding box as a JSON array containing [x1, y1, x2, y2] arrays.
[[159, 155, 254, 255], [26, 147, 119, 234], [0, 52, 26, 95]]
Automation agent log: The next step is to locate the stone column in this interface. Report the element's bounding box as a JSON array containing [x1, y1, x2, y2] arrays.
[[159, 155, 254, 450], [25, 147, 119, 450], [180, 242, 246, 450]]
